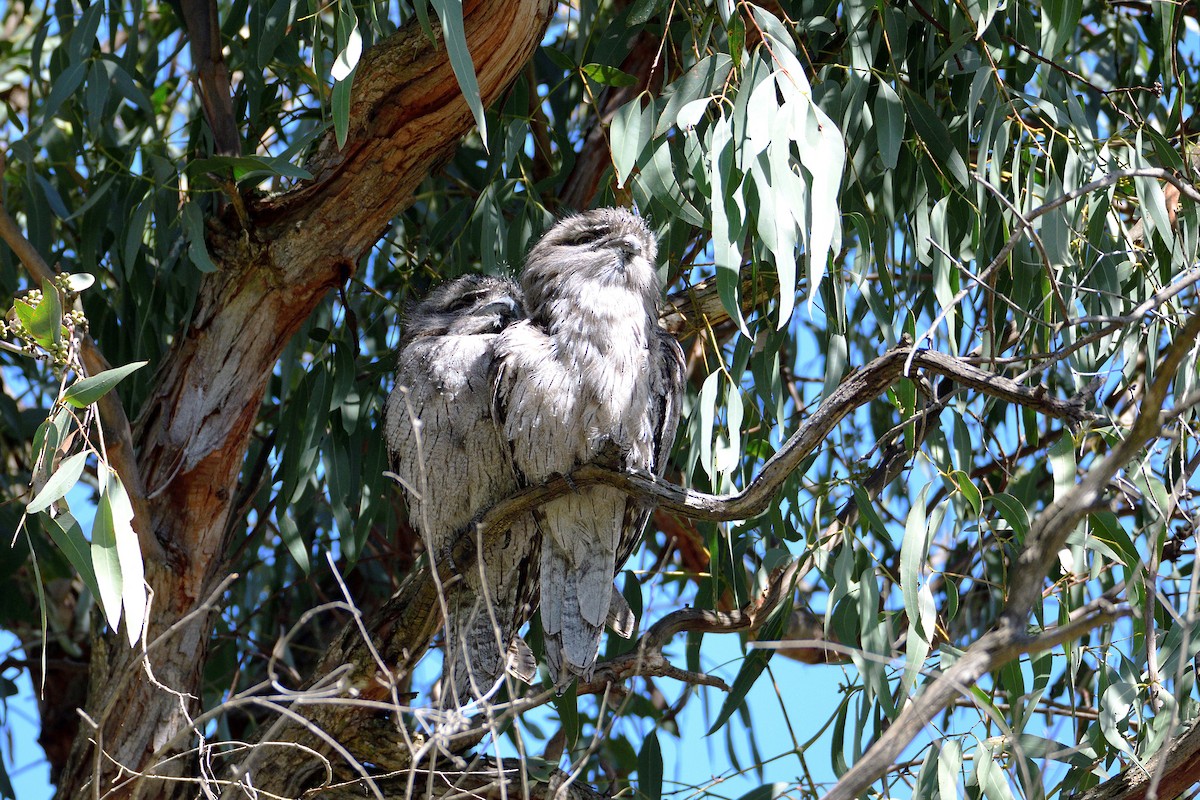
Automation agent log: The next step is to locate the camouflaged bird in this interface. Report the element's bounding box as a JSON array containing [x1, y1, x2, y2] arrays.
[[494, 208, 685, 689], [383, 275, 539, 703]]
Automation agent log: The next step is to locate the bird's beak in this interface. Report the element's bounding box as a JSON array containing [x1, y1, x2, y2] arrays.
[[484, 297, 522, 321]]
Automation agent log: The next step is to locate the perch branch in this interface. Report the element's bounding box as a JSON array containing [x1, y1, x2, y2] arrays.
[[474, 342, 1095, 538]]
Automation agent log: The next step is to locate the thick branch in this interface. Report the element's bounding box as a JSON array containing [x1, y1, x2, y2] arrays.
[[176, 0, 240, 156], [56, 3, 556, 797], [242, 339, 1099, 795]]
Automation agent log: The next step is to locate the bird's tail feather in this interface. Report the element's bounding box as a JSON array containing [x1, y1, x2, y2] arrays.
[[541, 507, 620, 688]]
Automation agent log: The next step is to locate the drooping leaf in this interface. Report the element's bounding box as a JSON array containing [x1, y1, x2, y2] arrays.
[[582, 63, 638, 87], [636, 731, 662, 800], [105, 470, 146, 647], [39, 512, 101, 601], [277, 511, 311, 575], [874, 81, 904, 169], [26, 450, 88, 514], [91, 482, 124, 632], [432, 0, 487, 145], [182, 201, 217, 273]]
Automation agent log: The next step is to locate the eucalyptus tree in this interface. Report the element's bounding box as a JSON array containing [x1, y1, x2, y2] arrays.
[[0, 1, 1198, 798]]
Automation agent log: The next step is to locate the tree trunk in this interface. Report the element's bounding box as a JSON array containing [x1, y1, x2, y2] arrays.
[[52, 2, 555, 797]]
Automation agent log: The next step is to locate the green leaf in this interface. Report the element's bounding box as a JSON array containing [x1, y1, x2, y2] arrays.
[[734, 784, 789, 800], [698, 371, 720, 480], [331, 64, 355, 149], [15, 279, 63, 348], [1010, 734, 1098, 767], [27, 451, 88, 514], [796, 99, 845, 311], [64, 361, 148, 408], [553, 681, 579, 748], [105, 470, 146, 646], [39, 512, 101, 601], [708, 608, 785, 735], [543, 46, 576, 72], [951, 470, 982, 516], [40, 62, 87, 129], [277, 511, 311, 575], [66, 1, 103, 61], [39, 278, 63, 345], [1048, 434, 1076, 499], [636, 731, 662, 800], [627, 0, 661, 26], [1040, 0, 1083, 59], [63, 273, 95, 293], [1088, 511, 1138, 568], [258, 0, 300, 66], [874, 81, 903, 170], [186, 155, 313, 183], [900, 87, 969, 188], [989, 492, 1030, 542], [657, 55, 733, 138], [850, 486, 890, 540], [611, 99, 650, 188], [1099, 681, 1139, 758], [331, 14, 362, 81], [582, 63, 638, 87], [709, 116, 749, 336], [974, 741, 1019, 800], [900, 484, 931, 640], [432, 0, 487, 145], [182, 201, 217, 273], [91, 482, 124, 632], [936, 739, 962, 800]]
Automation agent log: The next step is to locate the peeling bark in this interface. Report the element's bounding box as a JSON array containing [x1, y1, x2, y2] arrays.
[[53, 2, 555, 797]]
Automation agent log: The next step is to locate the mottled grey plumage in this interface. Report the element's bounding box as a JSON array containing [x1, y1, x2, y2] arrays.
[[494, 208, 685, 688], [383, 275, 540, 703]]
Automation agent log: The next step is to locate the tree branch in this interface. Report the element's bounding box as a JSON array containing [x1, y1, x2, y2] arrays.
[[820, 311, 1200, 800], [474, 342, 1094, 538]]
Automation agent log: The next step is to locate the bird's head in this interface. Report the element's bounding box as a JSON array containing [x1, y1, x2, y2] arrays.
[[401, 275, 524, 343], [521, 207, 662, 322]]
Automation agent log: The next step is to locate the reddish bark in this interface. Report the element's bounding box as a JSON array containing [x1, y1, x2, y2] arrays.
[[52, 3, 555, 797]]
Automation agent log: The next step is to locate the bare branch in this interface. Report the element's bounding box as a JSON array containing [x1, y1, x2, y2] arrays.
[[820, 311, 1200, 800]]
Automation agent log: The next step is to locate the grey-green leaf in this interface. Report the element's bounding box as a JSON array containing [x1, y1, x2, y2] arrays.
[[432, 0, 487, 145], [39, 512, 102, 601], [64, 361, 148, 408], [106, 471, 146, 646], [874, 81, 903, 169], [27, 451, 88, 514], [91, 485, 124, 632], [636, 731, 662, 800]]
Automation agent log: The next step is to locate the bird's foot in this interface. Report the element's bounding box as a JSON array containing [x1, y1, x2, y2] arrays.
[[593, 437, 627, 471]]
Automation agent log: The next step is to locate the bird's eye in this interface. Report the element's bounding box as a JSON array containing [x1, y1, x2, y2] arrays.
[[445, 290, 484, 313], [563, 227, 606, 247]]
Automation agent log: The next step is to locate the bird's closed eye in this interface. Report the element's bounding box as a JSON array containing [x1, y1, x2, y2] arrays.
[[563, 227, 607, 247], [444, 290, 486, 313]]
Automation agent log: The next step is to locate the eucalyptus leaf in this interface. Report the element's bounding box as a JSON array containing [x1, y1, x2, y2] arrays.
[[26, 451, 88, 514], [64, 362, 148, 408]]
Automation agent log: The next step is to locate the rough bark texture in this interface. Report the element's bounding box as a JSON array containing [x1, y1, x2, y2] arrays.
[[52, 2, 555, 797]]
